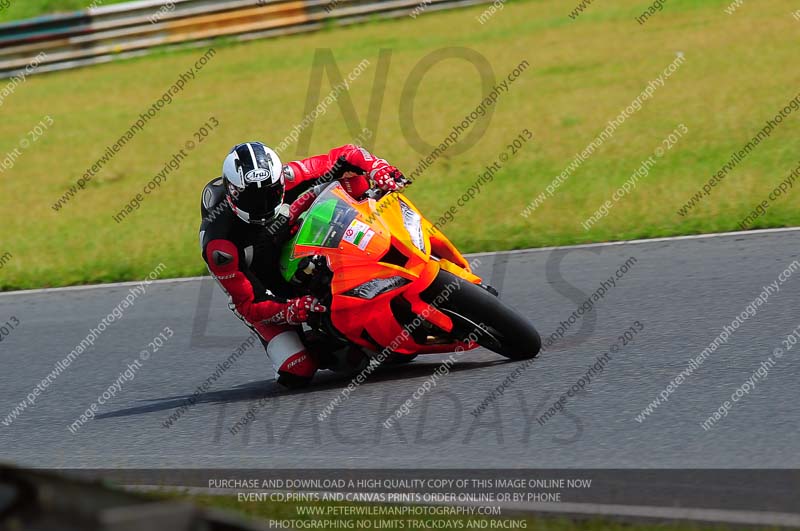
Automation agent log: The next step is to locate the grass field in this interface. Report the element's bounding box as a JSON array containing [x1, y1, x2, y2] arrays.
[[0, 0, 132, 23], [1, 0, 799, 289]]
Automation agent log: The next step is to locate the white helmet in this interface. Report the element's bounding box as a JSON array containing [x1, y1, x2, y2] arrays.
[[222, 142, 285, 225]]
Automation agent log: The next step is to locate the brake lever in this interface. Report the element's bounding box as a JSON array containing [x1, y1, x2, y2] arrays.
[[365, 187, 386, 200]]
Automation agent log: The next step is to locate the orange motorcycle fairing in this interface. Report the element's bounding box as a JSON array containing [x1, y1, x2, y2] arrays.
[[286, 183, 479, 357]]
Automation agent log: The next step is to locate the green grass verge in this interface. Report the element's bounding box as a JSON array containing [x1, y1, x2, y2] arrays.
[[179, 493, 751, 531], [1, 0, 799, 289], [0, 0, 132, 23]]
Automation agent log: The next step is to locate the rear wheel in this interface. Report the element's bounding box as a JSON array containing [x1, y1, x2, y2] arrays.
[[421, 271, 541, 360]]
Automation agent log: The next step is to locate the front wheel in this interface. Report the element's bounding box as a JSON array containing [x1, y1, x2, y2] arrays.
[[421, 271, 541, 360]]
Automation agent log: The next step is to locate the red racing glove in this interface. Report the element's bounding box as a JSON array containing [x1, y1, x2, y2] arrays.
[[281, 295, 327, 325], [371, 163, 406, 191]]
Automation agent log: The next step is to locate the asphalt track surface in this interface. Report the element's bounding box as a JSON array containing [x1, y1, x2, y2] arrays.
[[2, 229, 800, 479]]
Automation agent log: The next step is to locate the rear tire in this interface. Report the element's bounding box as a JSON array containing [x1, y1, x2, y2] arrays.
[[421, 271, 541, 360]]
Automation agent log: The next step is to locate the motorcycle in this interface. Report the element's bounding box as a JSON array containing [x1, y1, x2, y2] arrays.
[[279, 181, 540, 366]]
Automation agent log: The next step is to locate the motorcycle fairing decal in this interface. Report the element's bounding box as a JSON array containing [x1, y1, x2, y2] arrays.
[[357, 229, 375, 250], [342, 219, 375, 250]]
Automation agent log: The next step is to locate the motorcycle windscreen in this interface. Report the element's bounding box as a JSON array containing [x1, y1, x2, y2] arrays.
[[279, 189, 357, 281]]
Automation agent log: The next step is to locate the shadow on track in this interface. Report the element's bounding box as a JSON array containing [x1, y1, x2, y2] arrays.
[[95, 357, 518, 420]]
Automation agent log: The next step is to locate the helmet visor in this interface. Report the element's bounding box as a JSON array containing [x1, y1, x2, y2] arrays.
[[234, 182, 284, 223]]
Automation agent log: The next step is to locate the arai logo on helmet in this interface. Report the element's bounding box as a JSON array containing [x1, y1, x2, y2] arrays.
[[245, 168, 272, 183]]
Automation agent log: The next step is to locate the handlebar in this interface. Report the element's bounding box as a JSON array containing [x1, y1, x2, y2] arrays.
[[367, 175, 412, 200]]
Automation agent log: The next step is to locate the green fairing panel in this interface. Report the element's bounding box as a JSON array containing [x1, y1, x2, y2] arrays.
[[279, 196, 355, 282], [279, 233, 303, 283]]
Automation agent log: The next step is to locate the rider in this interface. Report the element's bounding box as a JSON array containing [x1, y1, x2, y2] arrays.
[[199, 142, 406, 388]]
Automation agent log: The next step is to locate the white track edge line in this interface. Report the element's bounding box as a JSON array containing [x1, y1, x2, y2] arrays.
[[467, 226, 800, 258], [2, 226, 798, 297], [0, 275, 207, 297]]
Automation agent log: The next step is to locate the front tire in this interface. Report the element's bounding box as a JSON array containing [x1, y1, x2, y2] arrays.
[[421, 271, 541, 360]]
